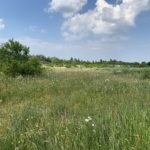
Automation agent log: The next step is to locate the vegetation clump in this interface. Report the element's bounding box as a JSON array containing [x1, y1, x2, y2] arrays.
[[140, 69, 150, 79], [0, 39, 42, 76]]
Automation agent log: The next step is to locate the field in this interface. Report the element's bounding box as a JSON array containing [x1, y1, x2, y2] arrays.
[[0, 67, 150, 150]]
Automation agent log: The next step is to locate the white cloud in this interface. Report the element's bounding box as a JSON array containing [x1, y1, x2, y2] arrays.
[[48, 0, 87, 18], [1, 36, 150, 62], [0, 19, 5, 30], [29, 26, 47, 34], [57, 0, 150, 40], [29, 26, 38, 32]]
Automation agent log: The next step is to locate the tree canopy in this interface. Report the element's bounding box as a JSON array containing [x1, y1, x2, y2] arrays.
[[0, 39, 42, 76]]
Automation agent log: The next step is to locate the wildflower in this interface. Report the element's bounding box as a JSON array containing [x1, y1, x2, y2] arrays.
[[88, 116, 92, 120], [85, 119, 89, 122], [85, 116, 92, 122], [92, 123, 95, 127], [0, 99, 3, 103]]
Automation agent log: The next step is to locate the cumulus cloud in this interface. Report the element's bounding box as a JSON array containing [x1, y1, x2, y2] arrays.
[[29, 26, 47, 33], [48, 0, 87, 18], [50, 0, 150, 40], [0, 19, 5, 30]]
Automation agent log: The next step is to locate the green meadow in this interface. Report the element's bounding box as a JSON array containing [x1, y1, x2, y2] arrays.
[[0, 67, 150, 150]]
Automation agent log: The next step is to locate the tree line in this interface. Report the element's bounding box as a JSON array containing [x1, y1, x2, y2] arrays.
[[36, 55, 150, 68], [0, 39, 150, 77]]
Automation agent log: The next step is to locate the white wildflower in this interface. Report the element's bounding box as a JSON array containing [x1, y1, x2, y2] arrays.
[[85, 116, 92, 122], [85, 119, 89, 122], [87, 116, 92, 121], [92, 123, 95, 127]]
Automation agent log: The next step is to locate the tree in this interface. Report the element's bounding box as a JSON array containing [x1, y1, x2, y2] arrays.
[[0, 39, 42, 76], [147, 62, 150, 66], [0, 39, 29, 63]]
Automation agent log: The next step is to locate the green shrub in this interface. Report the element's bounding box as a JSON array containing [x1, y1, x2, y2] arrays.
[[21, 57, 42, 76], [140, 69, 150, 79], [0, 39, 42, 76], [3, 60, 21, 76]]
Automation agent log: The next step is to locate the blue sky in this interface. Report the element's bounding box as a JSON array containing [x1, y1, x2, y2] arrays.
[[0, 0, 150, 62]]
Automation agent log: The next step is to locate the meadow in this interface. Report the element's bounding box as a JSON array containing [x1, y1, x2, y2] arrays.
[[0, 67, 150, 150]]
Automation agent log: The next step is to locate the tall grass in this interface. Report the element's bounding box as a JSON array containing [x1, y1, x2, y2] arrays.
[[0, 68, 150, 149]]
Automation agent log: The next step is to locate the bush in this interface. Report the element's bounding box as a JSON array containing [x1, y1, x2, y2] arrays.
[[21, 57, 42, 76], [3, 60, 21, 76], [2, 57, 42, 77], [0, 39, 42, 76], [140, 69, 150, 79]]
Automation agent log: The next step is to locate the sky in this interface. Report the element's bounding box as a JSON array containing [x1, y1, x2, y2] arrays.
[[0, 0, 150, 62]]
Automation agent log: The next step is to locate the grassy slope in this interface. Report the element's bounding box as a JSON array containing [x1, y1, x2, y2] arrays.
[[0, 68, 150, 150]]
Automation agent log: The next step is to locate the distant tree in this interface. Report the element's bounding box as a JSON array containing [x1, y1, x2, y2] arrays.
[[147, 62, 150, 66], [0, 39, 42, 76], [70, 57, 74, 62], [140, 61, 147, 67]]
